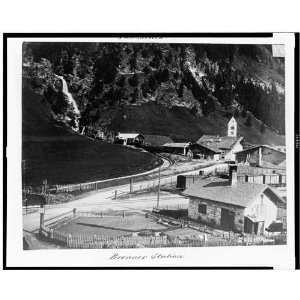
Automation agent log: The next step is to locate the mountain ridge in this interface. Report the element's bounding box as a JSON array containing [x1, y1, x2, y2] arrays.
[[22, 42, 285, 145]]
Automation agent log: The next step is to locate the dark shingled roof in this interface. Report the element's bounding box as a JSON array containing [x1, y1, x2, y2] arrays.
[[235, 144, 286, 155], [183, 177, 284, 208], [143, 135, 174, 147], [197, 135, 243, 152]]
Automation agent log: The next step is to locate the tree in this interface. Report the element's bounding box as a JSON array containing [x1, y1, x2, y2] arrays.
[[129, 54, 137, 72], [150, 55, 160, 69], [143, 66, 151, 74], [245, 114, 252, 127], [141, 82, 149, 97], [141, 48, 150, 58], [233, 109, 240, 119], [260, 123, 266, 134], [116, 76, 125, 88], [241, 108, 247, 118], [128, 74, 139, 87], [94, 51, 120, 84], [177, 82, 185, 98], [131, 88, 139, 103]]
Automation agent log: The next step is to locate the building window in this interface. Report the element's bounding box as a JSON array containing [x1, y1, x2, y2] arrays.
[[198, 203, 207, 214]]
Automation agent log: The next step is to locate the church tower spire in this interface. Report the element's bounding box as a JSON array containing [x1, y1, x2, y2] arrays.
[[228, 117, 237, 137]]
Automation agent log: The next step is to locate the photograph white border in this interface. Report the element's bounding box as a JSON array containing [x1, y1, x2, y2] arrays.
[[5, 33, 296, 269]]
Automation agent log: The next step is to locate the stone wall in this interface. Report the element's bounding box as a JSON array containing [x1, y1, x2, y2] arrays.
[[188, 197, 245, 232]]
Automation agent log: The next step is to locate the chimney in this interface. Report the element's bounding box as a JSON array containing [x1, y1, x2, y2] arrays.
[[229, 164, 238, 186]]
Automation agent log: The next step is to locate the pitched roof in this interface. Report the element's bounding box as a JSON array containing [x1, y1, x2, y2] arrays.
[[197, 135, 243, 151], [163, 142, 190, 148], [143, 135, 174, 146], [193, 143, 221, 153], [183, 177, 284, 208], [117, 133, 142, 139], [235, 144, 286, 155]]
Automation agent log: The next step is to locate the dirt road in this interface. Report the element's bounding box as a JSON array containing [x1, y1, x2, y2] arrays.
[[23, 160, 218, 232]]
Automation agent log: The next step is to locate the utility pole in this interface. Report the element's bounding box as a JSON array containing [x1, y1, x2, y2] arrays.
[[130, 178, 133, 193], [156, 166, 161, 209], [42, 179, 48, 208]]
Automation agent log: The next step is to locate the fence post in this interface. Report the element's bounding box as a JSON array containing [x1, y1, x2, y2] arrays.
[[263, 175, 266, 184], [39, 211, 45, 234], [73, 208, 77, 218], [130, 178, 133, 193], [114, 190, 117, 200], [67, 234, 72, 247], [279, 174, 282, 186]]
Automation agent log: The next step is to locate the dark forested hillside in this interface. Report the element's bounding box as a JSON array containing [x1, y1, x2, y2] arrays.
[[22, 83, 161, 186], [22, 42, 285, 145]]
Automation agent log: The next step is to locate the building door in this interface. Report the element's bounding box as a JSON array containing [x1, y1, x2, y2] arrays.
[[221, 208, 235, 231], [254, 221, 265, 235]]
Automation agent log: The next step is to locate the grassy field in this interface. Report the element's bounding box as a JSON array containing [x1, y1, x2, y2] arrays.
[[22, 85, 161, 186], [55, 215, 168, 237]]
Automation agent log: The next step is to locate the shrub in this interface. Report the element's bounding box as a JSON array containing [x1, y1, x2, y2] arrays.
[[245, 114, 252, 127]]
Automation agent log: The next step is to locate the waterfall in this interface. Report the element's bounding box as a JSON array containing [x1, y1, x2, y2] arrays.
[[55, 75, 80, 115], [55, 75, 80, 131]]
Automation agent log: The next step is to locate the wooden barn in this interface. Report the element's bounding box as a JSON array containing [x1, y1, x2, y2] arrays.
[[190, 143, 221, 160], [143, 135, 174, 147], [184, 165, 285, 234], [197, 135, 244, 161], [235, 145, 286, 169], [162, 142, 193, 158], [115, 133, 144, 146], [196, 117, 244, 161]]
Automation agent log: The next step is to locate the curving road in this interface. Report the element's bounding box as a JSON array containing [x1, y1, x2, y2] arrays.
[[23, 160, 218, 232]]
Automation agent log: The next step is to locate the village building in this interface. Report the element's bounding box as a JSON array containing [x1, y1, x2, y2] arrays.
[[115, 133, 144, 146], [81, 126, 106, 140], [227, 116, 237, 137], [197, 117, 244, 161], [162, 142, 193, 158], [184, 165, 285, 234], [143, 135, 174, 147], [235, 145, 286, 169], [190, 143, 221, 160]]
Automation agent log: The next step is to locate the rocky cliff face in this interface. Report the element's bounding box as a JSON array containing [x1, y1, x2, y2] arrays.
[[22, 42, 285, 143]]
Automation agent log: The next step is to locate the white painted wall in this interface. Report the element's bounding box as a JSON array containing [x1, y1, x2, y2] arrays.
[[227, 117, 237, 137], [244, 193, 278, 230], [225, 142, 243, 161]]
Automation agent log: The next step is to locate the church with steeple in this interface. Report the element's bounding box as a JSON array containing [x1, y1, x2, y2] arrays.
[[227, 116, 237, 137], [197, 116, 243, 161]]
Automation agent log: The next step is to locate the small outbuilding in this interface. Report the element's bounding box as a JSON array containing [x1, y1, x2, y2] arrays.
[[196, 117, 244, 161], [115, 133, 144, 146], [143, 135, 174, 147], [235, 145, 286, 169], [197, 135, 244, 161], [162, 142, 193, 158], [184, 165, 285, 234]]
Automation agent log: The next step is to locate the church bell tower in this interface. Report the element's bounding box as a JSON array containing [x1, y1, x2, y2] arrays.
[[228, 117, 237, 137]]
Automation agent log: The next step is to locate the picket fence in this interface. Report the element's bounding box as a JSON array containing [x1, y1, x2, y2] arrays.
[[40, 224, 276, 248]]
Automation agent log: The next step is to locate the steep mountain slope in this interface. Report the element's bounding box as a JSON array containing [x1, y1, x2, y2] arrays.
[[22, 82, 161, 186], [23, 42, 285, 145]]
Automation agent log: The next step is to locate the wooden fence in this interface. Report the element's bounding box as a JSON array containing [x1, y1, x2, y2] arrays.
[[237, 174, 286, 186], [40, 225, 276, 249], [39, 208, 278, 249]]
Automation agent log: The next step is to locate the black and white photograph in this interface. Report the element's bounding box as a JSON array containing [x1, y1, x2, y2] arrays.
[[21, 40, 288, 247], [3, 33, 297, 269]]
